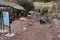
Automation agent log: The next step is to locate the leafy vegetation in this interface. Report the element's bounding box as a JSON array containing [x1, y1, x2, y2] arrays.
[[17, 0, 35, 11], [40, 0, 51, 3], [42, 7, 48, 13], [34, 2, 53, 9]]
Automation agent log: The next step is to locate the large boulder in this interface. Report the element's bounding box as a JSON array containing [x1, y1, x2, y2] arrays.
[[40, 17, 48, 24]]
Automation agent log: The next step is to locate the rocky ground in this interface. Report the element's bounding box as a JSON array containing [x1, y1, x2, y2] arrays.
[[0, 18, 60, 40]]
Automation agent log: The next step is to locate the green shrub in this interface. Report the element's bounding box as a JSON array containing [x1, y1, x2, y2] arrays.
[[17, 0, 35, 11], [41, 7, 48, 15], [42, 7, 48, 13], [40, 0, 51, 3]]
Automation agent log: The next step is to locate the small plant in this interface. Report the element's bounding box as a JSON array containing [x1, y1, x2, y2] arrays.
[[42, 7, 48, 13], [41, 7, 48, 15]]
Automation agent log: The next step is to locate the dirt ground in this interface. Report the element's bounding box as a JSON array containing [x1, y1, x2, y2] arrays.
[[0, 18, 60, 40]]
